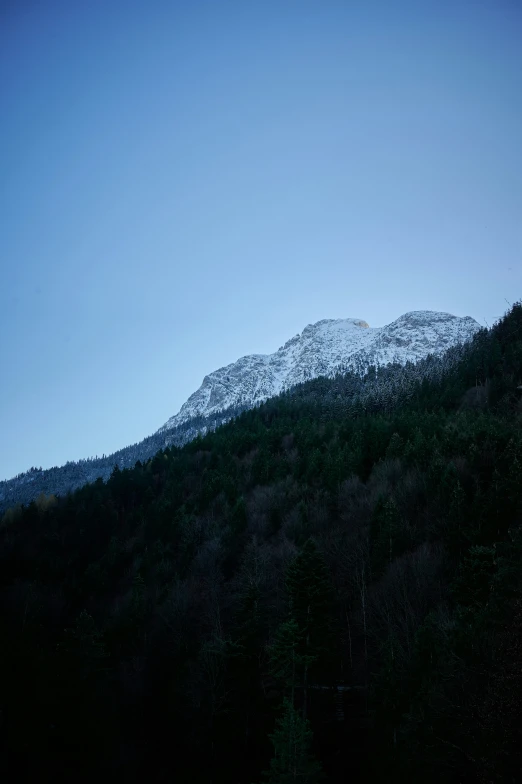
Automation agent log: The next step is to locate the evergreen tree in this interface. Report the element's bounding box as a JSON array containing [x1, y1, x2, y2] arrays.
[[370, 496, 408, 577], [263, 698, 324, 784], [386, 432, 404, 460], [268, 618, 305, 706], [59, 609, 107, 681], [285, 539, 334, 716]]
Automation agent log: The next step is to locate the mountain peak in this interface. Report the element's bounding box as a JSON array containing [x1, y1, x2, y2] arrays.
[[159, 310, 480, 432]]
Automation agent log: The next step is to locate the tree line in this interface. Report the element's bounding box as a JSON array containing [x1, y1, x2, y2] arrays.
[[0, 336, 477, 513]]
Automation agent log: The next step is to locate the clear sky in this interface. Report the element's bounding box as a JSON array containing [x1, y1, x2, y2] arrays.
[[1, 0, 521, 480]]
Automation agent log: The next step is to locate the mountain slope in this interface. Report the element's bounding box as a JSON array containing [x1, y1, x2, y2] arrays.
[[0, 303, 520, 784], [0, 309, 479, 512], [160, 311, 480, 431]]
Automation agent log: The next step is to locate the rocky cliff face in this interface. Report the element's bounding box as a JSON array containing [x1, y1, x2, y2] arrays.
[[159, 311, 480, 432]]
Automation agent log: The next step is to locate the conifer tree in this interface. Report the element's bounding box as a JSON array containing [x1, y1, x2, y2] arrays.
[[59, 610, 107, 682], [285, 539, 334, 716], [386, 432, 404, 460], [264, 698, 324, 783], [269, 618, 303, 706], [371, 497, 406, 576]]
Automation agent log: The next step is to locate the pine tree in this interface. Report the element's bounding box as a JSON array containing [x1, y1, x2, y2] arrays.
[[269, 618, 304, 706], [370, 496, 407, 576], [285, 539, 334, 717], [386, 432, 404, 460], [264, 698, 324, 783], [131, 572, 146, 624], [59, 610, 107, 681]]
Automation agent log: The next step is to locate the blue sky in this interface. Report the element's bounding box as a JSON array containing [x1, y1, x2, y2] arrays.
[[1, 0, 521, 480]]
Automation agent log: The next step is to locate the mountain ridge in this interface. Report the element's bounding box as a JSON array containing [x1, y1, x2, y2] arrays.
[[159, 310, 480, 432], [0, 308, 480, 512]]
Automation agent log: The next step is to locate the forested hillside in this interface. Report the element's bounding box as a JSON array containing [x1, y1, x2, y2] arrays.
[[0, 406, 250, 513], [1, 303, 521, 783], [0, 335, 472, 514], [0, 336, 469, 513]]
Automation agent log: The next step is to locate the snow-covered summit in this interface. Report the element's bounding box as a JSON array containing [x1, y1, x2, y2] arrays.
[[159, 310, 480, 432]]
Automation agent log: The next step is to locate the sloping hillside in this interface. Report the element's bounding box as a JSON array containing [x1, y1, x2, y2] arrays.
[[0, 304, 521, 784]]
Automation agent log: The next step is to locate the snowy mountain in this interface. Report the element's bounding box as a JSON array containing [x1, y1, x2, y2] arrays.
[[159, 311, 480, 432], [0, 309, 481, 513]]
